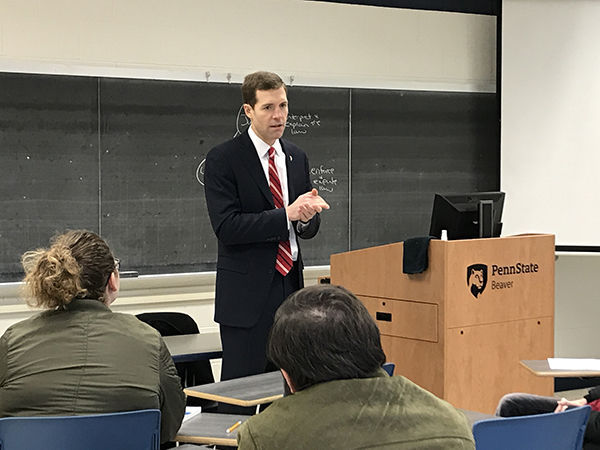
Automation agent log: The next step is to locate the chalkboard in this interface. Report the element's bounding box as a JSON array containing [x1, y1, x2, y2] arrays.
[[99, 79, 236, 274], [351, 89, 499, 250], [0, 72, 498, 281], [0, 73, 99, 282]]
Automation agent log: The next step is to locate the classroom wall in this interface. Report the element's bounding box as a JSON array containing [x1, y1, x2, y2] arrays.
[[501, 0, 600, 247], [0, 0, 496, 91], [554, 254, 600, 358]]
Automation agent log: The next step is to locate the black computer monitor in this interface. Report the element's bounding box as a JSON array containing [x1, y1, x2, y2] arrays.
[[429, 191, 505, 240]]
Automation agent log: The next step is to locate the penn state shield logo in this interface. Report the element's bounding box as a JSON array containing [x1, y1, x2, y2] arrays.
[[466, 264, 488, 298]]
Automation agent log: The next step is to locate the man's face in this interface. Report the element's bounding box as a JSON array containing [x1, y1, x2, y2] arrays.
[[244, 86, 288, 146]]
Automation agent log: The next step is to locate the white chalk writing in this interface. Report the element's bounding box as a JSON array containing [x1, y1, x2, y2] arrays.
[[234, 105, 250, 138], [196, 159, 205, 185], [310, 165, 335, 176], [287, 113, 321, 135], [311, 166, 338, 193]]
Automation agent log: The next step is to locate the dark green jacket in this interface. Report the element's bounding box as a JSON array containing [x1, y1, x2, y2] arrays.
[[0, 299, 185, 443], [238, 370, 474, 449]]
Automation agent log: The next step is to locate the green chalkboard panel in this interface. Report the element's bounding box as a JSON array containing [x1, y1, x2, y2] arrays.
[[0, 73, 99, 282], [351, 89, 499, 249]]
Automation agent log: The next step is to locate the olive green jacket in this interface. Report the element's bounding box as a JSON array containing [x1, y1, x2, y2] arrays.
[[0, 299, 185, 443], [238, 370, 474, 450]]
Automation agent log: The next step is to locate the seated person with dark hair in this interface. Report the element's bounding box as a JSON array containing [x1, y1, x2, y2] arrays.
[[0, 230, 185, 444], [497, 388, 600, 450], [237, 284, 475, 450]]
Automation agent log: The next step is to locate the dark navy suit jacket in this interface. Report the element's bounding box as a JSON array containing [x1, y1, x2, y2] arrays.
[[204, 131, 319, 328]]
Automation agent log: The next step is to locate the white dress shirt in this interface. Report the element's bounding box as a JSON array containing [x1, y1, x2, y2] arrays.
[[248, 127, 299, 261]]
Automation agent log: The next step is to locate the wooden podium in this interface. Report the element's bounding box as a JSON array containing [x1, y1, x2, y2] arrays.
[[330, 234, 554, 413]]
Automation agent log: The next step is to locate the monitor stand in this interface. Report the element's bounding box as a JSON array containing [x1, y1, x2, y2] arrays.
[[478, 200, 494, 238]]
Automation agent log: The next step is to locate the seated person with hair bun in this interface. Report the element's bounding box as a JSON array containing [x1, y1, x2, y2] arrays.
[[237, 284, 475, 450], [0, 230, 185, 444]]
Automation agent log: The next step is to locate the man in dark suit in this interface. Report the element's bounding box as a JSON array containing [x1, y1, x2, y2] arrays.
[[204, 71, 329, 383]]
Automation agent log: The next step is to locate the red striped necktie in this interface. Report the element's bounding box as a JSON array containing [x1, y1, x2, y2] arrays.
[[268, 147, 293, 276]]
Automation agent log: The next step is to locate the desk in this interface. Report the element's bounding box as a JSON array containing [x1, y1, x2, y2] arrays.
[[521, 360, 600, 377], [174, 408, 494, 447], [163, 333, 222, 363], [176, 412, 248, 447], [185, 371, 284, 407]]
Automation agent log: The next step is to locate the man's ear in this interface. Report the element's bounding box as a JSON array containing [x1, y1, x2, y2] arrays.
[[280, 369, 296, 393], [243, 103, 254, 119]]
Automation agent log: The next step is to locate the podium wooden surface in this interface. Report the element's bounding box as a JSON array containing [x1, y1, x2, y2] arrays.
[[330, 234, 555, 414]]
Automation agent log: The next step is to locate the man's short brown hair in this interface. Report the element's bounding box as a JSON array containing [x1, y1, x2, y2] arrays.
[[242, 71, 287, 107], [267, 285, 386, 391]]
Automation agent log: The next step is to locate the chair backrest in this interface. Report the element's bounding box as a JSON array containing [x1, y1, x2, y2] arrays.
[[136, 312, 215, 386], [382, 362, 395, 376], [136, 312, 200, 336], [136, 312, 215, 408], [0, 409, 160, 450], [472, 405, 591, 450]]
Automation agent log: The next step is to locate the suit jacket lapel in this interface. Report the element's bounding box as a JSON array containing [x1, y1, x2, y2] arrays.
[[281, 139, 296, 201], [238, 131, 274, 206]]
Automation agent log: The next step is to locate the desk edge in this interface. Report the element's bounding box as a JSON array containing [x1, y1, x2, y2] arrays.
[[184, 389, 283, 407], [175, 434, 238, 446]]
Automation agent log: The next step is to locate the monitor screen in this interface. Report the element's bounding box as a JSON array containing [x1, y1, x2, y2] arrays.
[[429, 192, 505, 240]]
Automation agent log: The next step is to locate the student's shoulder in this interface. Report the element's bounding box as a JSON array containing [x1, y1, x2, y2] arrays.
[[241, 394, 299, 432], [110, 312, 162, 339], [237, 398, 293, 449], [2, 309, 54, 338], [393, 376, 470, 421]]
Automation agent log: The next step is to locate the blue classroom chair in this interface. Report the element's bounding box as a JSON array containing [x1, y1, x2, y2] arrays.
[[0, 409, 160, 450], [382, 362, 395, 376], [472, 405, 590, 450]]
